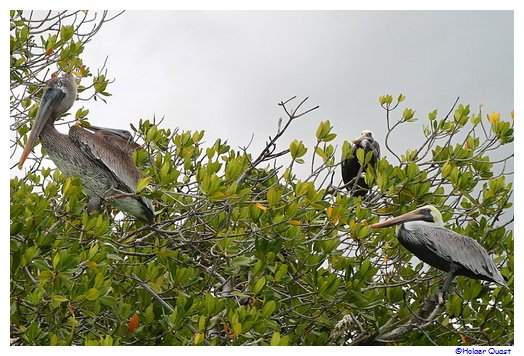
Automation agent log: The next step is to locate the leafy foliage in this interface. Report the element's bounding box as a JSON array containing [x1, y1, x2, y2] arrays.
[[10, 11, 513, 346]]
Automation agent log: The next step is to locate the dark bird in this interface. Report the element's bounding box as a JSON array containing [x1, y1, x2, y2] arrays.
[[341, 130, 380, 197], [18, 74, 154, 224], [370, 205, 507, 294]]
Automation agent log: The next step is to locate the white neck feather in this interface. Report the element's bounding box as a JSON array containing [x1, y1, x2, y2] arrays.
[[402, 220, 442, 231]]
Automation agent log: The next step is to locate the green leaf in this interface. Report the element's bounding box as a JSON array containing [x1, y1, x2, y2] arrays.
[[402, 108, 416, 121], [74, 108, 89, 119], [225, 158, 243, 181], [262, 300, 276, 316], [471, 113, 481, 125], [442, 161, 452, 178], [145, 124, 158, 143], [324, 133, 337, 142], [379, 95, 393, 105], [315, 146, 326, 160], [60, 25, 74, 42], [198, 315, 206, 332], [232, 321, 242, 337], [270, 331, 281, 346], [85, 288, 99, 301], [274, 264, 288, 281], [315, 120, 334, 142], [101, 335, 113, 346], [88, 243, 99, 260], [194, 332, 204, 345], [98, 296, 117, 307], [22, 246, 38, 266], [356, 148, 365, 165], [135, 176, 152, 192], [10, 222, 23, 236], [290, 140, 307, 159], [45, 34, 57, 52], [145, 304, 155, 324], [25, 321, 41, 341], [52, 253, 60, 269], [52, 295, 68, 303], [205, 293, 216, 316], [406, 163, 419, 179], [266, 187, 281, 207], [231, 256, 253, 267], [252, 276, 267, 295], [206, 146, 215, 159], [341, 141, 352, 160], [315, 121, 328, 140]]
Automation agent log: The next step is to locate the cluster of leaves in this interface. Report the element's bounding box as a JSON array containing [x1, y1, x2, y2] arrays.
[[10, 11, 513, 346], [11, 98, 514, 346]]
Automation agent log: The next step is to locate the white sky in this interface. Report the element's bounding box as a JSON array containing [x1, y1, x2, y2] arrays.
[[76, 10, 514, 180]]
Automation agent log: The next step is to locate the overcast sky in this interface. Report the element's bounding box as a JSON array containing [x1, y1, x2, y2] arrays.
[[75, 10, 514, 180], [9, 10, 514, 181]]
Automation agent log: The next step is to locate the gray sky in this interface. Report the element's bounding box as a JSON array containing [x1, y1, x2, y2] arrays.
[[78, 11, 513, 180]]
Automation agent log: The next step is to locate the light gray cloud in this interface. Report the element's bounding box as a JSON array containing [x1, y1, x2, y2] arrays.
[[78, 11, 513, 179]]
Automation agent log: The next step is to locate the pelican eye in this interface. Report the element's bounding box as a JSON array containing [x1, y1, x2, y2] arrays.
[[420, 208, 434, 222]]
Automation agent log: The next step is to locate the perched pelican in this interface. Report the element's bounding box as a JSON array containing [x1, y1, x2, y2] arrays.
[[18, 74, 154, 224], [370, 205, 507, 293], [341, 130, 380, 197]]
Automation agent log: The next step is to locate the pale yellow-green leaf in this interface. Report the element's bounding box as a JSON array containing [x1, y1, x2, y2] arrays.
[[194, 332, 204, 345], [52, 295, 68, 303], [253, 276, 267, 295], [135, 176, 152, 193], [270, 331, 281, 346], [85, 288, 99, 301]]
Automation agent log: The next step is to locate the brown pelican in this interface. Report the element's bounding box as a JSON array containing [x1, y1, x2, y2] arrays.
[[341, 130, 380, 197], [18, 74, 154, 224], [370, 205, 507, 295]]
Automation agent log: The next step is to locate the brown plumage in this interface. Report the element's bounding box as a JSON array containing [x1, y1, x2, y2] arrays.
[[18, 74, 154, 224], [84, 125, 142, 155]]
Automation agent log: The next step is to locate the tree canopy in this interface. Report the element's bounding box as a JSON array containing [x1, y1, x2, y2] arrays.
[[10, 11, 513, 346]]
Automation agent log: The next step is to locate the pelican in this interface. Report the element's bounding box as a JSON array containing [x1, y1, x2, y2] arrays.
[[370, 205, 507, 295], [18, 74, 154, 224], [341, 130, 380, 197]]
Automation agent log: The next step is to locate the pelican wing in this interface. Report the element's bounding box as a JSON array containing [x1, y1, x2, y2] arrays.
[[413, 225, 506, 286], [86, 126, 141, 154], [69, 125, 142, 193], [370, 140, 380, 159], [69, 125, 154, 223], [341, 156, 360, 184]]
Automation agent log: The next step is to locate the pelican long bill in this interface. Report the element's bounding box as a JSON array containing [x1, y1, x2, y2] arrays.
[[18, 88, 66, 168], [370, 209, 430, 228]]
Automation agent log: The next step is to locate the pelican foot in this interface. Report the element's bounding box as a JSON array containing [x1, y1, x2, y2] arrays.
[[437, 291, 445, 306], [436, 272, 457, 306]]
